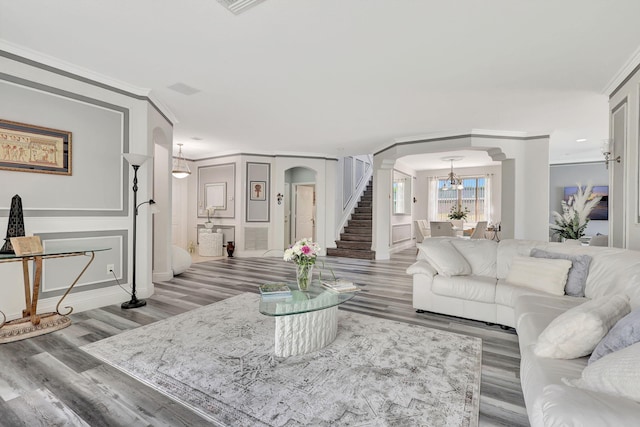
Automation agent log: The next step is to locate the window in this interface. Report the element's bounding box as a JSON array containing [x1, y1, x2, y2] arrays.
[[436, 176, 486, 221]]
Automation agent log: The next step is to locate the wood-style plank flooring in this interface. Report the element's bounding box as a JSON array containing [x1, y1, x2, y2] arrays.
[[0, 249, 529, 426]]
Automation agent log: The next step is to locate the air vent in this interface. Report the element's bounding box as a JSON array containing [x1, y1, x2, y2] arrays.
[[168, 83, 201, 96], [217, 0, 266, 14]]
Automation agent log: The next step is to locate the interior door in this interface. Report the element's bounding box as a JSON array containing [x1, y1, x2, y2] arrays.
[[284, 183, 291, 246], [611, 102, 626, 248], [294, 184, 315, 241]]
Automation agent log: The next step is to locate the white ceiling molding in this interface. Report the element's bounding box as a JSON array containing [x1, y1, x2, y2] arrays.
[[393, 129, 532, 145], [0, 40, 150, 97], [148, 92, 179, 126], [603, 44, 640, 97]]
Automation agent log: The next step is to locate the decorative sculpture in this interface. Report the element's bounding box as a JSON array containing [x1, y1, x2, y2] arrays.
[[1, 195, 26, 254]]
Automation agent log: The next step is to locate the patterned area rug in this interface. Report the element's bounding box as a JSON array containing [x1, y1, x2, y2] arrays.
[[81, 293, 482, 426]]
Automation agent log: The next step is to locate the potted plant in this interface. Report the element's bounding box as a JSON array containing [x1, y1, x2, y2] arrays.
[[448, 204, 470, 221], [550, 183, 602, 240]]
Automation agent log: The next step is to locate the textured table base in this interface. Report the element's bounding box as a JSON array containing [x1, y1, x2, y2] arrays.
[[0, 313, 71, 344], [274, 306, 338, 357], [199, 231, 222, 257]]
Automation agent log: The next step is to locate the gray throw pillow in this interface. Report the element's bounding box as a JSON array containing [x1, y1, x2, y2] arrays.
[[529, 248, 592, 297], [589, 308, 640, 364]]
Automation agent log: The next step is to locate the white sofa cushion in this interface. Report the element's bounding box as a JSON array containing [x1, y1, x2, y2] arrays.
[[514, 294, 586, 341], [566, 341, 640, 402], [530, 384, 640, 427], [405, 260, 437, 277], [495, 281, 577, 310], [417, 238, 471, 277], [450, 238, 498, 277], [431, 275, 496, 303], [534, 294, 630, 359], [506, 256, 572, 296], [497, 239, 549, 279]]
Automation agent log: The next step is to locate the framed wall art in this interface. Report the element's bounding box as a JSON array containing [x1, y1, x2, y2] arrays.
[[250, 181, 267, 201], [246, 162, 270, 222], [0, 119, 72, 175]]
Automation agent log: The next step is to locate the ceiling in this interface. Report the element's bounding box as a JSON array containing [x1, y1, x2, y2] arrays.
[[2, 1, 640, 169]]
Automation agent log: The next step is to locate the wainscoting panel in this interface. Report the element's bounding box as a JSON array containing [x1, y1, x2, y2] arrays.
[[391, 223, 412, 244], [37, 230, 127, 298], [244, 227, 269, 251]]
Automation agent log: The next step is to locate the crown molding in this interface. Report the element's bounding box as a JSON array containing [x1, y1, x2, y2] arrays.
[[148, 92, 178, 125], [0, 40, 150, 97], [604, 45, 640, 97], [1, 40, 178, 126], [392, 129, 534, 145]]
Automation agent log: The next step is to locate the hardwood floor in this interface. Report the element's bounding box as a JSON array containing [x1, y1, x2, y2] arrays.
[[0, 249, 529, 426]]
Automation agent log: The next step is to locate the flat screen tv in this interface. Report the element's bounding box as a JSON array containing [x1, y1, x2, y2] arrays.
[[563, 186, 608, 221]]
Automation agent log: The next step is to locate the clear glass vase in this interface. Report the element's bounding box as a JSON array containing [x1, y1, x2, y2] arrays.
[[296, 263, 314, 291]]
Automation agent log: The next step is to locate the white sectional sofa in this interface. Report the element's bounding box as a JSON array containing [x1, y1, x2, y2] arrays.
[[407, 237, 640, 426]]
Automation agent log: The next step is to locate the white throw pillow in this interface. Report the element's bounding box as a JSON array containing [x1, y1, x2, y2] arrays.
[[505, 256, 572, 296], [535, 294, 630, 359], [565, 341, 640, 402], [450, 239, 498, 277], [418, 239, 471, 277]]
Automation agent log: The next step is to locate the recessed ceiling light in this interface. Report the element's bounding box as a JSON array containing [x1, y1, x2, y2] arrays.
[[576, 138, 587, 142], [191, 137, 203, 141]]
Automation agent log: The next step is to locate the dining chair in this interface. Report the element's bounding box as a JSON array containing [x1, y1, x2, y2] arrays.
[[470, 221, 488, 239], [429, 221, 457, 237]]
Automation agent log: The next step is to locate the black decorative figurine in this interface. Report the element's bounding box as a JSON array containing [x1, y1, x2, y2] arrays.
[[1, 195, 26, 254], [226, 241, 235, 257]]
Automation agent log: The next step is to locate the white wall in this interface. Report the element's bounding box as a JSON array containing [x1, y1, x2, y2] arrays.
[[0, 53, 163, 319], [172, 154, 338, 257]]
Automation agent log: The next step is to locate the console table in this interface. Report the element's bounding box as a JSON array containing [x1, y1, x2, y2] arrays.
[[0, 246, 109, 343], [259, 283, 357, 357]]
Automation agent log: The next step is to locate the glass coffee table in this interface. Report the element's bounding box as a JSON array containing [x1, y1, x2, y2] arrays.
[[259, 283, 358, 357]]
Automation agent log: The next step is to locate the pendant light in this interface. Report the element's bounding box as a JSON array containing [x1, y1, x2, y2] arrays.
[[441, 157, 464, 191], [172, 143, 191, 179]]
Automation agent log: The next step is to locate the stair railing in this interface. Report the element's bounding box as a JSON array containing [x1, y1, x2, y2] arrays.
[[335, 154, 374, 240]]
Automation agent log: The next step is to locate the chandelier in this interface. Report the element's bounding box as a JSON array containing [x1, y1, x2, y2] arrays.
[[172, 143, 191, 179], [441, 157, 464, 191]]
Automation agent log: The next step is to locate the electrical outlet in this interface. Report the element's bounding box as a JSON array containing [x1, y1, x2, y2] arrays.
[[106, 264, 115, 275]]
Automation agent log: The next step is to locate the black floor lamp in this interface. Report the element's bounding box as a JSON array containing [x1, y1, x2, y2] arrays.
[[122, 153, 154, 309]]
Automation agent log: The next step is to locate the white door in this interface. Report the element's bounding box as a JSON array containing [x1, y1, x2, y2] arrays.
[[294, 184, 315, 242], [284, 183, 291, 246]]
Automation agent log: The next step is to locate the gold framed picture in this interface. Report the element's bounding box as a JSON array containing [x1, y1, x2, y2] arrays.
[[0, 119, 72, 175]]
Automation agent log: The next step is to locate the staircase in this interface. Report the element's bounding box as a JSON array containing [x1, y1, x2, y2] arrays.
[[327, 179, 375, 260]]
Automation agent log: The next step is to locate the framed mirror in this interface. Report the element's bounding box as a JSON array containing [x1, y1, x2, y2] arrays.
[[205, 183, 226, 210], [392, 170, 412, 215]]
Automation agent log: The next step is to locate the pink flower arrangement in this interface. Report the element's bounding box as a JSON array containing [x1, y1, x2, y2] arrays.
[[283, 238, 321, 266]]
